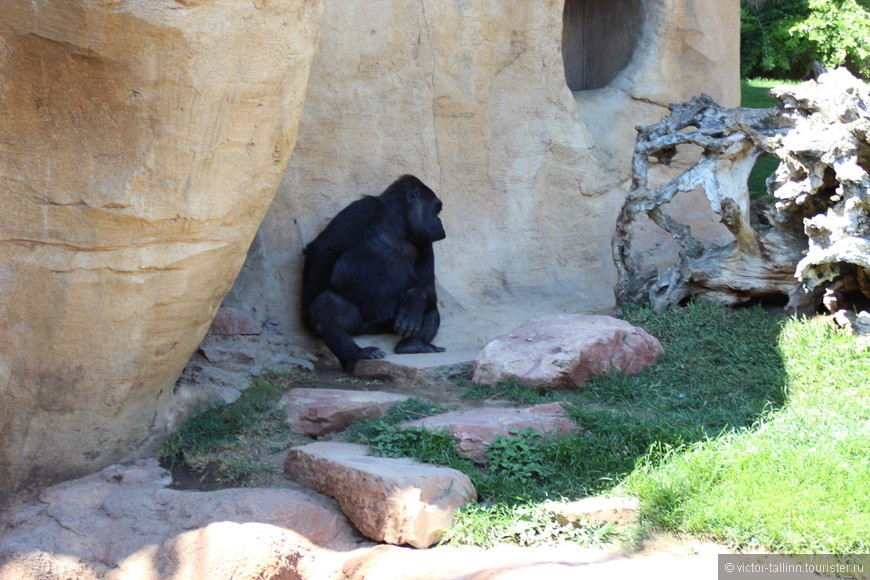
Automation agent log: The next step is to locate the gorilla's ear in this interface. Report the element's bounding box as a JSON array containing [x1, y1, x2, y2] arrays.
[[407, 182, 423, 200], [400, 175, 424, 199]]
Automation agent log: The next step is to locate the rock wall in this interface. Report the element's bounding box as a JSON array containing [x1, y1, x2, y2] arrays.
[[0, 0, 322, 507], [225, 0, 740, 356]]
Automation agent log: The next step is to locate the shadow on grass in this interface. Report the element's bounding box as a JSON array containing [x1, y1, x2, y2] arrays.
[[462, 300, 788, 504]]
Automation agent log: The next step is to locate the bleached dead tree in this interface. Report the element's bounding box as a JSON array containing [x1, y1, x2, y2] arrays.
[[613, 69, 870, 314]]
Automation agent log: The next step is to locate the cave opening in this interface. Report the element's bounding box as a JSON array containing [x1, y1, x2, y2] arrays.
[[562, 0, 644, 91]]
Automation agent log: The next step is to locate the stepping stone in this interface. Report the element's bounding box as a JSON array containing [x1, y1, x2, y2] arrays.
[[545, 496, 640, 525], [284, 442, 476, 548], [279, 388, 410, 436], [354, 350, 479, 383], [403, 402, 580, 461]]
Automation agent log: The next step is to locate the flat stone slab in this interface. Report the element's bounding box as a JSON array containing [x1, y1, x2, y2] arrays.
[[354, 350, 479, 383], [473, 315, 663, 389], [279, 388, 411, 436], [403, 402, 580, 461], [545, 496, 640, 525], [284, 442, 477, 548]]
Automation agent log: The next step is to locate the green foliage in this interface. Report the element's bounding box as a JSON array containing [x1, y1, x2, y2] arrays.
[[485, 428, 556, 485], [368, 426, 468, 468], [624, 316, 870, 553], [345, 398, 478, 472], [742, 0, 870, 79], [343, 397, 449, 443], [442, 502, 614, 548], [156, 371, 292, 486], [460, 301, 787, 504]]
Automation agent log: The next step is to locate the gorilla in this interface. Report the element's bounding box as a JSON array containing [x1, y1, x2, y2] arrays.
[[302, 175, 446, 371]]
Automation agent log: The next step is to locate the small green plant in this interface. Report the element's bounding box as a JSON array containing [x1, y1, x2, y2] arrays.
[[441, 501, 614, 548], [345, 398, 478, 473], [485, 428, 556, 485], [344, 397, 450, 443], [367, 425, 466, 467]]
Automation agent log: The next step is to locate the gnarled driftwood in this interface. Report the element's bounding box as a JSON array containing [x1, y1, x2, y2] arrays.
[[613, 69, 870, 314]]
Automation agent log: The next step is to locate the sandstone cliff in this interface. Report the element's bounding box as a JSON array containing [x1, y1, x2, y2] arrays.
[[0, 0, 322, 506]]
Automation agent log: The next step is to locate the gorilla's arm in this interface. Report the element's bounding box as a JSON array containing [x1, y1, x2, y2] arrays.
[[301, 196, 384, 314], [393, 242, 438, 338]]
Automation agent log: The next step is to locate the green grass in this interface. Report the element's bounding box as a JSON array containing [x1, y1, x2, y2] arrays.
[[157, 369, 300, 487], [356, 301, 790, 547], [360, 303, 867, 553], [158, 301, 867, 553], [460, 301, 787, 500], [624, 316, 870, 553], [741, 78, 800, 202]]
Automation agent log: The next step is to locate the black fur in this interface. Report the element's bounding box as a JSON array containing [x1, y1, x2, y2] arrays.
[[302, 175, 446, 371]]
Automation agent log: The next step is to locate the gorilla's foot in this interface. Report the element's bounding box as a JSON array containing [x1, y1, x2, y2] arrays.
[[395, 338, 446, 354], [358, 346, 388, 359], [342, 346, 387, 372]]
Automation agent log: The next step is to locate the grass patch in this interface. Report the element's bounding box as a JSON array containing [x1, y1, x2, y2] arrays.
[[157, 369, 302, 487], [157, 303, 867, 553], [360, 301, 788, 547], [461, 301, 786, 501], [741, 78, 800, 203], [343, 397, 451, 443], [441, 501, 615, 549], [624, 316, 870, 553]]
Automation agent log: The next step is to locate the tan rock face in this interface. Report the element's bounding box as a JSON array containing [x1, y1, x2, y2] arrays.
[[0, 0, 322, 506], [225, 0, 740, 356]]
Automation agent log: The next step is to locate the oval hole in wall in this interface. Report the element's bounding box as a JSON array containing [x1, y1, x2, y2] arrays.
[[562, 0, 644, 91]]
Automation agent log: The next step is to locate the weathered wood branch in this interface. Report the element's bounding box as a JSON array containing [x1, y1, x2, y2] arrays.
[[613, 70, 870, 313]]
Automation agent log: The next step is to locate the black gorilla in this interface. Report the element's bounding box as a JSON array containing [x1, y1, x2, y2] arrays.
[[302, 175, 446, 371]]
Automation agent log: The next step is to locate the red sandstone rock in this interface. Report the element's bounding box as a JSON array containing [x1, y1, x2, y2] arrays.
[[472, 315, 663, 389], [208, 307, 263, 336], [403, 403, 580, 461], [284, 442, 477, 548], [279, 388, 410, 436]]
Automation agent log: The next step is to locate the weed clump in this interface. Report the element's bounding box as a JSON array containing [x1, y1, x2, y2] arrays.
[[157, 370, 299, 487]]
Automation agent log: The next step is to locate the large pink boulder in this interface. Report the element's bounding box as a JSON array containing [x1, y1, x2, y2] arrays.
[[473, 315, 663, 389]]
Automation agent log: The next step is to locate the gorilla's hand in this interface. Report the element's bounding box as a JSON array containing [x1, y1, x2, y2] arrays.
[[394, 302, 424, 338], [394, 287, 428, 338]]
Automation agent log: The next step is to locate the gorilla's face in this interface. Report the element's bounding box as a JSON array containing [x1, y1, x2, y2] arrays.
[[408, 190, 445, 243]]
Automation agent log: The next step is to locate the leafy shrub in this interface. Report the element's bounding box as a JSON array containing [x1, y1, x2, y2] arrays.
[[741, 0, 870, 79], [485, 428, 556, 484]]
